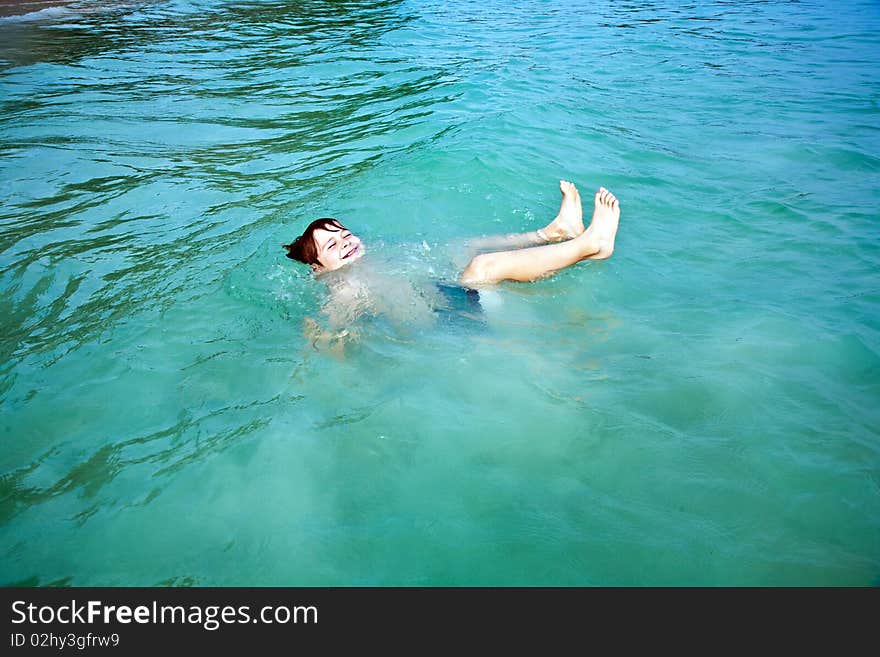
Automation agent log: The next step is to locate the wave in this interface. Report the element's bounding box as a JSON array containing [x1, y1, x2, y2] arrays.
[[0, 5, 75, 23]]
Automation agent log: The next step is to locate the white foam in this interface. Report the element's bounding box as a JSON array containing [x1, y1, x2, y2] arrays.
[[0, 6, 74, 23]]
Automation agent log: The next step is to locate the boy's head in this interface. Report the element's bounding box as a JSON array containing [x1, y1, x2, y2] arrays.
[[284, 218, 364, 272]]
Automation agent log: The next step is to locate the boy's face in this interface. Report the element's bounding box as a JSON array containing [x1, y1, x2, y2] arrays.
[[311, 224, 364, 272]]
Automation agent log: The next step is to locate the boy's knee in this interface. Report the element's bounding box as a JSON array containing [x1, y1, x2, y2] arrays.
[[461, 253, 495, 285]]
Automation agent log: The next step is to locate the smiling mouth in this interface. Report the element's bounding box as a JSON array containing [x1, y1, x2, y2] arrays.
[[342, 244, 360, 260]]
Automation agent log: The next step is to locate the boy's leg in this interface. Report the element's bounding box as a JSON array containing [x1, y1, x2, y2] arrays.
[[465, 180, 585, 253], [460, 187, 620, 286]]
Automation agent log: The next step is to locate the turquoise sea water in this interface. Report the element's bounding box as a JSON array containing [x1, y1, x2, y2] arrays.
[[1, 0, 878, 585]]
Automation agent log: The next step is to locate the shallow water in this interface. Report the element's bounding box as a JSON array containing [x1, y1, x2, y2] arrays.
[[1, 0, 878, 585]]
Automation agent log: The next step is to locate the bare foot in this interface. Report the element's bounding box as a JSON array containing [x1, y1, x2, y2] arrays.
[[540, 180, 585, 242], [579, 186, 620, 259]]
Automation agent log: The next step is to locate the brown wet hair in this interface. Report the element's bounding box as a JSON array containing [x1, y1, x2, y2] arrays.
[[283, 217, 345, 267]]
